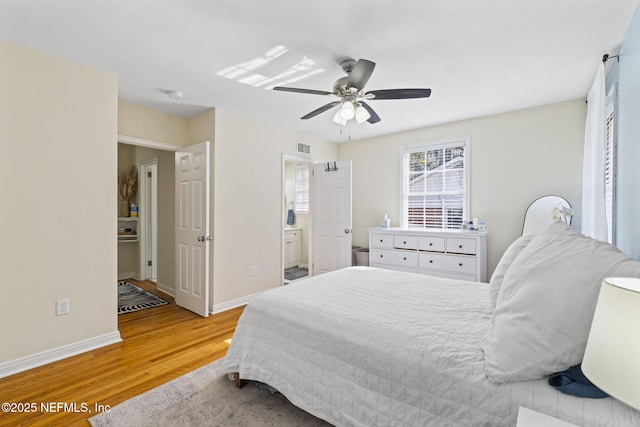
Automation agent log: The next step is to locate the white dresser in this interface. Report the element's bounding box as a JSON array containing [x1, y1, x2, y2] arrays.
[[368, 227, 487, 282]]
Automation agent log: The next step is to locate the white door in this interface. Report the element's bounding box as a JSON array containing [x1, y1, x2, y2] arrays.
[[312, 161, 352, 274], [175, 141, 210, 317]]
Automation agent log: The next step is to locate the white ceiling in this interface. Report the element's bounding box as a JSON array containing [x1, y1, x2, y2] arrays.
[[1, 1, 638, 143]]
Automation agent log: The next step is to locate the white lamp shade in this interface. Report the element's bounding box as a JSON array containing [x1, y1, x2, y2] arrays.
[[582, 277, 640, 410], [332, 109, 347, 126], [339, 101, 355, 120], [355, 104, 371, 124]]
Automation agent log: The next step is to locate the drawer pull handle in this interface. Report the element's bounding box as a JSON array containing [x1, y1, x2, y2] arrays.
[[380, 254, 383, 258], [380, 239, 383, 242], [459, 245, 463, 248], [403, 241, 407, 244], [459, 263, 463, 267], [403, 257, 407, 261], [429, 260, 433, 263], [429, 243, 433, 246]]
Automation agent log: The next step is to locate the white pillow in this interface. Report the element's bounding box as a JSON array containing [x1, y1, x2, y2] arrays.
[[488, 234, 534, 310], [483, 222, 640, 383]]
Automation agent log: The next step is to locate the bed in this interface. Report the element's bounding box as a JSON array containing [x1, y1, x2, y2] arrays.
[[222, 223, 640, 426]]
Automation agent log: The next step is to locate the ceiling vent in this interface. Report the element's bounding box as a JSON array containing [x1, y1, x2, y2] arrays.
[[297, 142, 311, 154]]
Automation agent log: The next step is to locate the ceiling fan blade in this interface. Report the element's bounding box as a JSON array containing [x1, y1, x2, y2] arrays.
[[359, 101, 381, 124], [301, 101, 342, 119], [367, 88, 431, 100], [347, 59, 376, 90], [273, 86, 334, 96]]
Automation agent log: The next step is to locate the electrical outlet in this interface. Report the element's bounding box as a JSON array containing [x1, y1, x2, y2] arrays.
[[249, 266, 256, 277], [56, 299, 70, 316]]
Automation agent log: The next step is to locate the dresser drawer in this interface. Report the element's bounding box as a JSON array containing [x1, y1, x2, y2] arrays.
[[418, 236, 445, 252], [393, 235, 418, 250], [446, 237, 476, 255], [371, 233, 394, 248], [371, 249, 417, 268], [419, 253, 476, 275], [284, 230, 300, 242]]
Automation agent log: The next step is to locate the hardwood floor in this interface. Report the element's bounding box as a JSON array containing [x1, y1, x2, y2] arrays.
[[0, 279, 244, 427]]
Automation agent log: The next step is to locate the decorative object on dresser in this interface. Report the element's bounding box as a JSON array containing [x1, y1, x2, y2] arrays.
[[522, 195, 572, 236], [368, 227, 487, 282]]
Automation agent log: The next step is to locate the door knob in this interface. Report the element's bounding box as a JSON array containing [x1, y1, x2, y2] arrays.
[[344, 229, 351, 234], [197, 236, 204, 242]]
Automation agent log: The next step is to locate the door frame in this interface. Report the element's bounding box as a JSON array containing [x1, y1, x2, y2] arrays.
[[117, 135, 181, 286], [138, 157, 158, 281], [281, 154, 314, 285]]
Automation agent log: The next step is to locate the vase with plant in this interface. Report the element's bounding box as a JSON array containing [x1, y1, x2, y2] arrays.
[[118, 165, 138, 217], [551, 203, 574, 224]]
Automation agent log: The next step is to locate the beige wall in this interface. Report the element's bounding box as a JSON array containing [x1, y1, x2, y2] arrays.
[[0, 42, 119, 363], [213, 108, 338, 304], [118, 101, 188, 146], [338, 99, 587, 277]]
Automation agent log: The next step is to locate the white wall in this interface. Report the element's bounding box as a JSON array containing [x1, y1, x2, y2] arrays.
[[213, 108, 337, 304], [0, 42, 119, 365], [615, 4, 640, 258], [338, 99, 587, 277]]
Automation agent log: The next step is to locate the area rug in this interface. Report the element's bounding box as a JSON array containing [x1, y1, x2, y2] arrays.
[[118, 281, 168, 314], [88, 358, 330, 426], [285, 267, 308, 281]]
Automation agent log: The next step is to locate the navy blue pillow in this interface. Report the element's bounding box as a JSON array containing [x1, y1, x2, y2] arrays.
[[548, 364, 608, 398]]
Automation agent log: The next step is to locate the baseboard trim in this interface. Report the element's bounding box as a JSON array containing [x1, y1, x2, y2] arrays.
[[118, 272, 138, 281], [156, 282, 175, 297], [210, 291, 264, 315], [0, 331, 122, 379]]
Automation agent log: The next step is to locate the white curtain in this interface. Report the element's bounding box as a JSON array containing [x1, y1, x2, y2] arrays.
[[581, 63, 608, 241]]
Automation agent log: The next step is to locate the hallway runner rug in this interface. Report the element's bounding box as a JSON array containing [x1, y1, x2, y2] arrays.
[[118, 281, 168, 314]]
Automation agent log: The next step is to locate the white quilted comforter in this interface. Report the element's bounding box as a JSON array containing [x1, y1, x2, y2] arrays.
[[222, 267, 640, 427]]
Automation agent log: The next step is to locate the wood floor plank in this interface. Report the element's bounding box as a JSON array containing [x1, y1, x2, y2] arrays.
[[0, 279, 244, 427]]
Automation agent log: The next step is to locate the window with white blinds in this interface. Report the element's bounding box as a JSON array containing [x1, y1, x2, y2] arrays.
[[604, 108, 615, 243], [294, 164, 310, 214], [401, 139, 469, 229]]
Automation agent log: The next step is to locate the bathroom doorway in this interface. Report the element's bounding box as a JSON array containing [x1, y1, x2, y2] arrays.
[[282, 155, 313, 284]]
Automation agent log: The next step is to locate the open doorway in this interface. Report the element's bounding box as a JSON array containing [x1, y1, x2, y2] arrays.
[[117, 136, 180, 298], [282, 154, 313, 285]]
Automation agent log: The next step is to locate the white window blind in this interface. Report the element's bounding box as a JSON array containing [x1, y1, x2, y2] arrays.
[[604, 109, 615, 243], [294, 164, 309, 214], [401, 139, 468, 229]]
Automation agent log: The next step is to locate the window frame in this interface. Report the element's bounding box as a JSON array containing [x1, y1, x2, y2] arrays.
[[399, 137, 470, 230], [294, 163, 310, 215]]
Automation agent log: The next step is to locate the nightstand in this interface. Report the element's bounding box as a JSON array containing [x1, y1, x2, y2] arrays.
[[516, 407, 580, 427]]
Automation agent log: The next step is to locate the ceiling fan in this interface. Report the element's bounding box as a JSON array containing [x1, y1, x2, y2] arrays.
[[273, 58, 431, 126]]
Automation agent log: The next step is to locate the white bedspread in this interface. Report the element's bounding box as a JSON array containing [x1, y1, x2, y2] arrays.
[[222, 267, 640, 427]]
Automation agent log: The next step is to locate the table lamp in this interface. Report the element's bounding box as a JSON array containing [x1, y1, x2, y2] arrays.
[[582, 277, 640, 410]]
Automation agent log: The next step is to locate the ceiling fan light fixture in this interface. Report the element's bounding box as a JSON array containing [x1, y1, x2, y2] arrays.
[[339, 101, 355, 120], [355, 104, 371, 124], [332, 109, 347, 126]]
